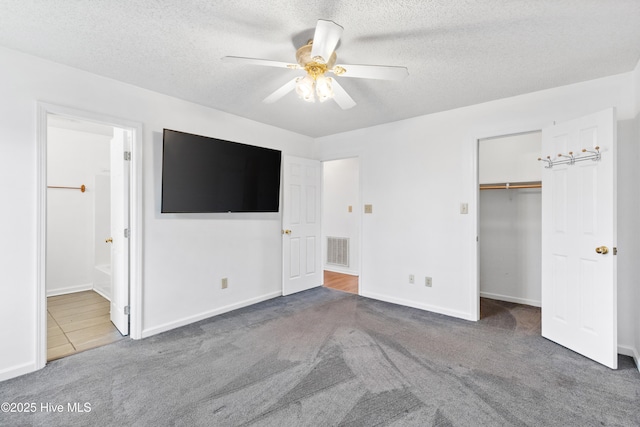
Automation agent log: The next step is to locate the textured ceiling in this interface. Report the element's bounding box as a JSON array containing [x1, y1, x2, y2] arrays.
[[1, 1, 640, 138]]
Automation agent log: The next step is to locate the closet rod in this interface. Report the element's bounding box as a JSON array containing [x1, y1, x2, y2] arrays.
[[480, 182, 541, 190], [47, 184, 86, 193]]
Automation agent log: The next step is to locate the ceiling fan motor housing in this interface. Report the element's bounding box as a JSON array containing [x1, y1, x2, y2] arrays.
[[296, 41, 337, 70]]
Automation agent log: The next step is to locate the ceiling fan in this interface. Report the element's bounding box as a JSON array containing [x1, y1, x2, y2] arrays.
[[222, 19, 409, 109]]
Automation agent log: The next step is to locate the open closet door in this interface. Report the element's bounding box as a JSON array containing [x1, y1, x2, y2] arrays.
[[110, 128, 130, 336], [541, 108, 617, 369], [282, 155, 322, 296]]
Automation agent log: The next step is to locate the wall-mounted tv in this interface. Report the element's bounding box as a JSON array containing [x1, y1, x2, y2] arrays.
[[161, 129, 282, 213]]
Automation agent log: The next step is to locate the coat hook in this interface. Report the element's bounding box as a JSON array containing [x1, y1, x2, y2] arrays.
[[557, 151, 575, 164], [538, 155, 553, 168], [540, 147, 602, 168], [581, 146, 601, 161]]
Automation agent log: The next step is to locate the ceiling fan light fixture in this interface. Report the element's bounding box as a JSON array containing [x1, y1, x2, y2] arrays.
[[315, 75, 334, 102], [224, 19, 408, 110], [295, 75, 315, 102]]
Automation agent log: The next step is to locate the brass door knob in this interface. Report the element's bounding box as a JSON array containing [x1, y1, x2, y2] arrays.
[[282, 229, 292, 235], [595, 246, 608, 254], [106, 237, 113, 243]]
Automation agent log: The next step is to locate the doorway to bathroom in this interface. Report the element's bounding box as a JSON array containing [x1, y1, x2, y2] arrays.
[[45, 114, 131, 360]]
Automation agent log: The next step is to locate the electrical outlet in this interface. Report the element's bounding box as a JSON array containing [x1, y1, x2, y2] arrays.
[[221, 277, 228, 289], [425, 277, 432, 287], [409, 274, 415, 284]]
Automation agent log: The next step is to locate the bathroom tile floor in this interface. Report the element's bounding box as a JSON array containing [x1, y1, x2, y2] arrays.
[[47, 290, 125, 361]]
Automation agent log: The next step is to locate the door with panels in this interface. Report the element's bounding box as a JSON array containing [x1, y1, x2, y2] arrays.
[[541, 108, 617, 369], [282, 156, 322, 295]]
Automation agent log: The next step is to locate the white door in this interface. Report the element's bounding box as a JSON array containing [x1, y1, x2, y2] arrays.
[[541, 108, 617, 368], [282, 156, 322, 295], [110, 128, 130, 335]]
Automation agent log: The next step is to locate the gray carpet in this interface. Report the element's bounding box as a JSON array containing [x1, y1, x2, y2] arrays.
[[1, 288, 639, 426]]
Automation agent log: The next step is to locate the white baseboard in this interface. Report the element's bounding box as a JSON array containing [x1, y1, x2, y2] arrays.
[[0, 361, 38, 382], [141, 291, 282, 338], [46, 283, 93, 297], [480, 291, 541, 307], [617, 345, 640, 372], [360, 291, 475, 321], [92, 287, 111, 302]]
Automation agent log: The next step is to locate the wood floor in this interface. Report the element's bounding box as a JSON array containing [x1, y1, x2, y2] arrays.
[[47, 290, 124, 361], [323, 270, 359, 294]]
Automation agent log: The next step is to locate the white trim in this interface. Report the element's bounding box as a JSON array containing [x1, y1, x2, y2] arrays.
[[470, 135, 480, 321], [92, 287, 111, 302], [46, 283, 93, 297], [480, 292, 541, 308], [141, 292, 281, 338], [36, 104, 48, 372], [0, 361, 38, 382], [361, 291, 476, 321], [128, 122, 143, 340], [36, 102, 144, 372], [617, 345, 634, 357]]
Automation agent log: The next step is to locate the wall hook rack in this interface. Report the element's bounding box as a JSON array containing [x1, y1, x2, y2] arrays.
[[538, 146, 600, 168]]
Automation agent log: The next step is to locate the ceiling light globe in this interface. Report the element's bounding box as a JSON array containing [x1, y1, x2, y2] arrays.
[[295, 75, 315, 102], [315, 75, 334, 102]]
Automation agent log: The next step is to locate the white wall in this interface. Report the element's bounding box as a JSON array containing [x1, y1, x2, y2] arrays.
[[479, 189, 541, 306], [315, 71, 638, 354], [46, 126, 111, 296], [322, 158, 360, 275], [0, 46, 313, 381], [479, 132, 542, 184]]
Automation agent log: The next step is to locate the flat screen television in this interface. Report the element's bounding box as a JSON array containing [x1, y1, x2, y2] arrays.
[[161, 129, 282, 213]]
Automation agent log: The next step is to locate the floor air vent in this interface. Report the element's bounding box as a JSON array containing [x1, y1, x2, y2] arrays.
[[327, 237, 349, 267]]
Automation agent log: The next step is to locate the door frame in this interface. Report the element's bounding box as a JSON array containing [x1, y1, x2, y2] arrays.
[[36, 102, 143, 369], [471, 124, 545, 321]]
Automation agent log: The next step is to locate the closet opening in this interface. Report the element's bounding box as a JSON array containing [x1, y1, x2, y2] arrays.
[[478, 131, 542, 331]]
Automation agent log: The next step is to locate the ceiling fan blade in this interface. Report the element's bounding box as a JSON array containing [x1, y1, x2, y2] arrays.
[[330, 79, 356, 110], [222, 56, 300, 70], [310, 20, 343, 64], [263, 78, 298, 104], [332, 64, 408, 80]]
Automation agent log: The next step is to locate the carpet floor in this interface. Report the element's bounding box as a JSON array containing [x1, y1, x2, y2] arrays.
[[1, 288, 639, 426]]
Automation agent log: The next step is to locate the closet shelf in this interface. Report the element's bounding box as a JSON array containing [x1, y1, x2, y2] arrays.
[[480, 181, 541, 190]]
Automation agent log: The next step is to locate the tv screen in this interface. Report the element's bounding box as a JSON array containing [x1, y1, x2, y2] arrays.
[[161, 129, 282, 213]]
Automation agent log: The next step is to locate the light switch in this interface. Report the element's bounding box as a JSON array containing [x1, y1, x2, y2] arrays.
[[460, 203, 469, 214], [348, 205, 353, 213], [364, 204, 373, 214]]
